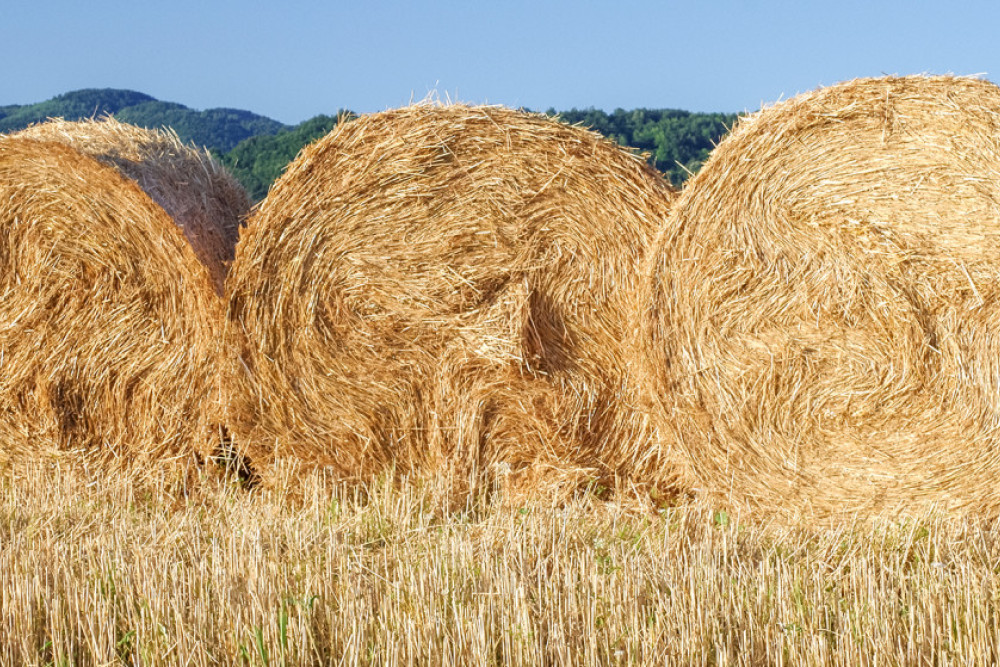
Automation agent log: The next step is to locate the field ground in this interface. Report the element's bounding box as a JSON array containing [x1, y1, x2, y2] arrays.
[[1, 463, 998, 666]]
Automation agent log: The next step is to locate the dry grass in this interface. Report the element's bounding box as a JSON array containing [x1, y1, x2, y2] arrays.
[[14, 116, 249, 293], [0, 137, 223, 467], [640, 75, 1000, 520], [225, 103, 678, 499], [1, 464, 999, 666]]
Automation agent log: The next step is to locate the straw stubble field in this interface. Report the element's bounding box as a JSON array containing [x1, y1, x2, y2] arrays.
[[2, 466, 1000, 666]]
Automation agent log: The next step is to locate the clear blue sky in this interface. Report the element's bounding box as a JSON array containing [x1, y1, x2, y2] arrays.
[[2, 0, 996, 125]]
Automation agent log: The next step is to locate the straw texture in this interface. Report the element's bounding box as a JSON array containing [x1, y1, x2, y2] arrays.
[[640, 75, 1000, 519], [226, 103, 678, 495], [0, 137, 222, 467], [15, 117, 249, 293]]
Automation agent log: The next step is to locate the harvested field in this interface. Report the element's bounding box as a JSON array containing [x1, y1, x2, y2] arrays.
[[225, 103, 678, 497], [15, 117, 249, 293], [640, 75, 1000, 520], [2, 465, 999, 666], [0, 137, 222, 468]]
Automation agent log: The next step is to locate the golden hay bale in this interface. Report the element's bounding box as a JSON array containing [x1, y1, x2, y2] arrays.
[[226, 103, 678, 495], [0, 137, 222, 467], [14, 117, 249, 294], [640, 75, 1000, 519]]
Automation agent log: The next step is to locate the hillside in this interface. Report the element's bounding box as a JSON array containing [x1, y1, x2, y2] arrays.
[[0, 88, 286, 153], [0, 89, 156, 128], [221, 114, 348, 201], [225, 108, 737, 200], [2, 89, 737, 200], [551, 107, 737, 186]]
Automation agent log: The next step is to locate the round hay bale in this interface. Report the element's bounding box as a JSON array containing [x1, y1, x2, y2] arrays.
[[640, 75, 1000, 519], [226, 103, 678, 494], [0, 137, 222, 467], [14, 117, 249, 294]]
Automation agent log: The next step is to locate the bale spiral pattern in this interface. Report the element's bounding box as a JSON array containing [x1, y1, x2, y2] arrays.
[[16, 117, 249, 293], [641, 76, 1000, 518], [226, 104, 678, 492], [0, 137, 222, 466]]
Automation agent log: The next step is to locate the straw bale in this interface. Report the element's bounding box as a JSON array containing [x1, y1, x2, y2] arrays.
[[15, 117, 249, 293], [226, 103, 678, 495], [0, 137, 222, 468], [640, 75, 1000, 519]]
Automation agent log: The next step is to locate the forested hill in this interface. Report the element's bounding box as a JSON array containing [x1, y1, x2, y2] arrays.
[[221, 108, 737, 200], [220, 114, 345, 201], [1, 89, 737, 200], [550, 108, 737, 187], [0, 89, 286, 153]]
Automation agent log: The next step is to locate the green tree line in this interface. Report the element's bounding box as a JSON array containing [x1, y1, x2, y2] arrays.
[[549, 108, 737, 186], [219, 114, 349, 201], [0, 89, 738, 201], [224, 108, 737, 200]]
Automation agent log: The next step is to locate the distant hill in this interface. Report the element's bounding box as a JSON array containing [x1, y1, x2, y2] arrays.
[[549, 108, 737, 187], [0, 88, 287, 153], [223, 108, 737, 201], [0, 89, 156, 127], [221, 114, 349, 201], [2, 88, 737, 200]]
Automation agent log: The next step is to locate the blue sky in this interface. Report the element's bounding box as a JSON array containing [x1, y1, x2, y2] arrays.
[[2, 1, 996, 125]]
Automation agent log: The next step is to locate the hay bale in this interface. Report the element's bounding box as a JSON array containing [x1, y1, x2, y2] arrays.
[[640, 75, 1000, 519], [0, 137, 222, 467], [14, 117, 249, 293], [225, 103, 678, 494]]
